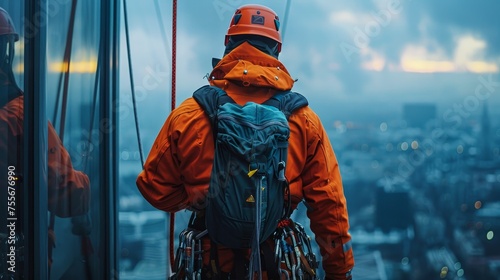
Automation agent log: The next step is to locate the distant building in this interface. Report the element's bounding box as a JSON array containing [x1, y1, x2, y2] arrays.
[[375, 186, 414, 232], [402, 103, 437, 129]]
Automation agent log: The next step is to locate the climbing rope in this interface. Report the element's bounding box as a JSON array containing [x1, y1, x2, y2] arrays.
[[123, 0, 145, 167], [50, 1, 78, 279], [171, 0, 177, 111], [169, 0, 178, 274], [282, 0, 292, 43]]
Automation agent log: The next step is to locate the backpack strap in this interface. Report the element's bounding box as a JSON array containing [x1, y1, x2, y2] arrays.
[[262, 90, 309, 119], [193, 85, 309, 121], [263, 90, 308, 218], [193, 85, 236, 147], [192, 85, 234, 123]]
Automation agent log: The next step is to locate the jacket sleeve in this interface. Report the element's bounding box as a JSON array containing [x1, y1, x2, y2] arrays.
[[136, 98, 213, 213], [136, 110, 188, 212], [298, 110, 354, 279], [47, 122, 90, 218]]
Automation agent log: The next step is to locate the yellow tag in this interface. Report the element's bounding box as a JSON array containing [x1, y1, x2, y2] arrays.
[[248, 169, 258, 177], [246, 195, 255, 203]]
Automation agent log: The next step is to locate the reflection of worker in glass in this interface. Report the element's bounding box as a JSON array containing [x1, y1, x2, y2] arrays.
[[0, 7, 90, 278]]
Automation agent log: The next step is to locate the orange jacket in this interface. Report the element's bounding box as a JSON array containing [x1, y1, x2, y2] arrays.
[[0, 95, 90, 218], [137, 42, 354, 278]]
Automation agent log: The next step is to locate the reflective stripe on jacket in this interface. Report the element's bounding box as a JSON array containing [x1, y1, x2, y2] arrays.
[[136, 42, 354, 278]]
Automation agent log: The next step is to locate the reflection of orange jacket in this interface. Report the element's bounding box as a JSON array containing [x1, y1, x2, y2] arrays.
[[0, 95, 90, 218], [137, 42, 354, 278]]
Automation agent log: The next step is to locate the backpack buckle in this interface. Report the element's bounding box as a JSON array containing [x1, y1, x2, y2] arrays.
[[278, 161, 286, 181], [248, 162, 267, 177]]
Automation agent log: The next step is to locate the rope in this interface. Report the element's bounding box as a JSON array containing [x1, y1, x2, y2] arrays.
[[57, 0, 77, 145], [52, 70, 63, 126], [169, 0, 178, 274], [83, 45, 101, 171], [154, 0, 171, 76], [123, 0, 145, 167], [49, 1, 78, 279], [282, 0, 292, 43], [171, 0, 177, 111]]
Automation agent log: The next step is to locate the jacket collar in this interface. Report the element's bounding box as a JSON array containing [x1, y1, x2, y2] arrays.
[[208, 42, 295, 91]]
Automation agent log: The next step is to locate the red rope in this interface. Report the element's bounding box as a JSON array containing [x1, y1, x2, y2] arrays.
[[169, 0, 177, 273], [171, 0, 177, 111], [277, 218, 291, 228]]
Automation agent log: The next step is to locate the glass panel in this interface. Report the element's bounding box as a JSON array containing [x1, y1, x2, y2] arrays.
[[118, 1, 176, 279], [0, 2, 26, 278], [44, 1, 103, 279]]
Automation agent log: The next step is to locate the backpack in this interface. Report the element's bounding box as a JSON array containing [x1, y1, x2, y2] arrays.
[[193, 85, 308, 277]]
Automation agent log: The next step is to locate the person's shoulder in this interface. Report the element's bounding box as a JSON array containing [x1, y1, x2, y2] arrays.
[[168, 97, 201, 121], [284, 90, 312, 115], [168, 87, 213, 121], [1, 95, 24, 115], [176, 96, 200, 111], [5, 95, 24, 106], [285, 92, 324, 126]]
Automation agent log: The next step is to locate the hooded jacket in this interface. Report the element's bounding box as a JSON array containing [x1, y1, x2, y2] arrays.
[[136, 42, 354, 279]]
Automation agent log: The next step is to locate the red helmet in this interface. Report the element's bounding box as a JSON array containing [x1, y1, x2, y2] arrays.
[[0, 7, 19, 41], [225, 4, 281, 50]]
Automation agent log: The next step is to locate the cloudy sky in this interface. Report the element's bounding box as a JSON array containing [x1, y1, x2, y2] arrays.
[[120, 0, 500, 145]]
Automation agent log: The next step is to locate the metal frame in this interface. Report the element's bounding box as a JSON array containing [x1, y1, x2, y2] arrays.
[[21, 0, 119, 278], [23, 0, 48, 278], [99, 0, 120, 278]]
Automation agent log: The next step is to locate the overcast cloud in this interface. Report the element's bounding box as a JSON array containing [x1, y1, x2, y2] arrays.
[[121, 0, 500, 135]]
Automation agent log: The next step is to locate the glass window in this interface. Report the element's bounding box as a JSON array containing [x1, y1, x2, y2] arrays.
[[118, 1, 176, 278], [44, 1, 107, 279]]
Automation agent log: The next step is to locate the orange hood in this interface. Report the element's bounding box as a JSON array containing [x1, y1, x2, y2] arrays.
[[208, 42, 295, 91]]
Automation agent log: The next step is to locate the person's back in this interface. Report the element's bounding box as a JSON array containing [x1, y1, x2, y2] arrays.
[[137, 4, 354, 279]]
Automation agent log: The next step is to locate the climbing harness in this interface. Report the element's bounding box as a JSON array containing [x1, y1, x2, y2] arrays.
[[169, 229, 207, 280], [273, 219, 319, 280], [170, 217, 318, 280]]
